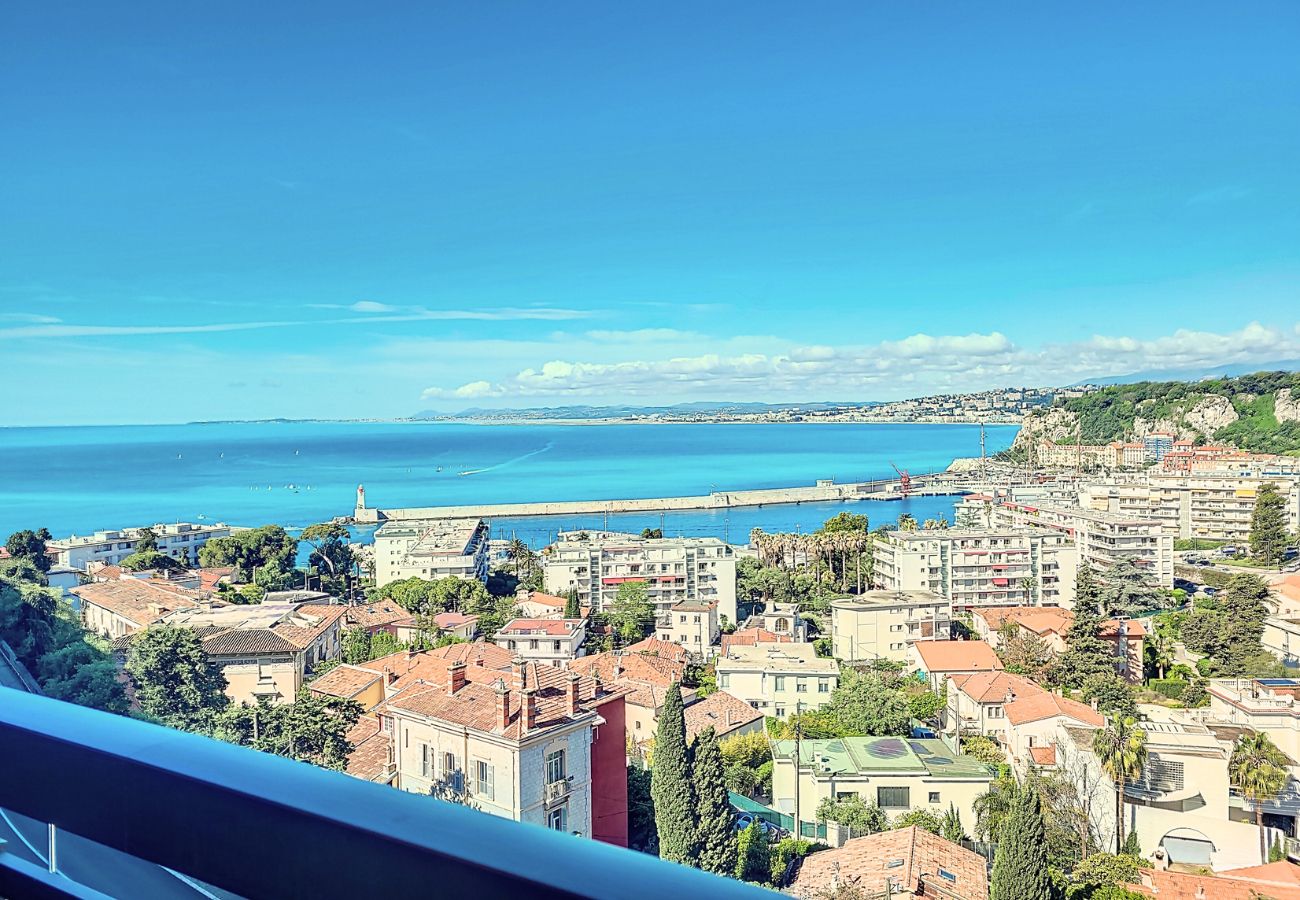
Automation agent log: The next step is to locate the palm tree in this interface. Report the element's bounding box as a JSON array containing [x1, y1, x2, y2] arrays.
[[1230, 732, 1291, 862], [897, 513, 918, 532], [1093, 715, 1147, 854], [1148, 629, 1174, 680], [1020, 575, 1038, 603]]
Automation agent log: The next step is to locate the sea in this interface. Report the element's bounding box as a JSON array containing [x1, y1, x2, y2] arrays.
[[0, 421, 1016, 549]]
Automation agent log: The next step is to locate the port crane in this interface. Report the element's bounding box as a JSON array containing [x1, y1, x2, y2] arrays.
[[890, 461, 912, 497]]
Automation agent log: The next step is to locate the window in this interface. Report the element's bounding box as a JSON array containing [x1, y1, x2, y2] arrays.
[[693, 615, 700, 623], [928, 792, 940, 804], [773, 675, 785, 691], [553, 640, 561, 652], [546, 749, 566, 785], [421, 744, 430, 778], [530, 640, 539, 650], [889, 624, 903, 632], [719, 674, 729, 689], [775, 707, 785, 717], [877, 786, 910, 809], [679, 615, 686, 623], [475, 760, 494, 800], [818, 680, 830, 693], [796, 681, 807, 693], [548, 806, 568, 832], [988, 707, 1003, 719]]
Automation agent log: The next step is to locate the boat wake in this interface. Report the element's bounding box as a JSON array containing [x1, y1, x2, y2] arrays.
[[458, 442, 555, 477]]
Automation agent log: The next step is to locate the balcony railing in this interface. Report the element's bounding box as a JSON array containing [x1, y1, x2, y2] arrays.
[[0, 689, 773, 899]]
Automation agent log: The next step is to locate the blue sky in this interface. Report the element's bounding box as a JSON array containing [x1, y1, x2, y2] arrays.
[[3, 1, 1299, 425]]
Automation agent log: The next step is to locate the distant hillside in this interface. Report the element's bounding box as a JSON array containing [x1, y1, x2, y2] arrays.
[[1068, 359, 1300, 387], [412, 400, 882, 420], [1022, 370, 1300, 455]]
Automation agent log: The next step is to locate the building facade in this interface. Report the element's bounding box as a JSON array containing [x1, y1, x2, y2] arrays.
[[715, 643, 839, 719], [373, 518, 490, 587], [654, 600, 719, 658], [49, 522, 235, 570], [830, 590, 951, 664], [493, 618, 587, 668]]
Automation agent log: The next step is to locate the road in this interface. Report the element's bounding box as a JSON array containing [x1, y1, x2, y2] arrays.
[[0, 807, 240, 899]]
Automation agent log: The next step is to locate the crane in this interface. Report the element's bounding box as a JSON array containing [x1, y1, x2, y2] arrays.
[[890, 461, 912, 497]]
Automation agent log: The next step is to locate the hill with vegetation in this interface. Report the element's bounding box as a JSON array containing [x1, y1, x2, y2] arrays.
[[1016, 370, 1300, 455]]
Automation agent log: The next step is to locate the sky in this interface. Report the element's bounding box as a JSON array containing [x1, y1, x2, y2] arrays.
[[3, 1, 1299, 425]]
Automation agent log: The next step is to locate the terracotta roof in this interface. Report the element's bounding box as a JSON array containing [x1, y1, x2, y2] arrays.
[[432, 611, 479, 630], [1135, 867, 1300, 900], [342, 601, 410, 630], [622, 636, 691, 662], [949, 671, 1044, 705], [974, 606, 1072, 636], [1219, 861, 1300, 887], [309, 664, 384, 701], [912, 641, 1003, 673], [496, 618, 583, 637], [1004, 691, 1103, 727], [1099, 618, 1147, 638], [720, 627, 793, 655], [71, 580, 204, 628], [789, 827, 988, 900], [195, 567, 234, 591], [365, 641, 515, 689], [380, 659, 624, 742], [1029, 745, 1057, 767], [568, 648, 686, 689], [683, 691, 762, 742], [202, 628, 303, 656], [343, 717, 392, 782], [517, 591, 568, 608]]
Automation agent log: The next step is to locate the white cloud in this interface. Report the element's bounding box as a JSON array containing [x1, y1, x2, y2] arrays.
[[583, 328, 703, 342], [0, 313, 61, 324], [350, 300, 398, 313], [0, 320, 299, 339]]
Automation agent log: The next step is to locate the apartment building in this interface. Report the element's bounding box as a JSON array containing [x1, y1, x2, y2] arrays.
[[871, 528, 1079, 610], [771, 736, 994, 839], [74, 579, 206, 640], [1207, 678, 1300, 762], [715, 643, 839, 719], [973, 499, 1174, 587], [542, 531, 737, 623], [493, 618, 586, 668], [830, 590, 951, 664], [741, 601, 807, 642], [944, 671, 1043, 745], [973, 606, 1146, 683], [380, 655, 629, 845], [372, 518, 490, 587], [1001, 691, 1103, 773], [654, 600, 719, 659], [48, 522, 235, 570], [909, 641, 1003, 692], [158, 601, 345, 705], [1079, 473, 1300, 543]]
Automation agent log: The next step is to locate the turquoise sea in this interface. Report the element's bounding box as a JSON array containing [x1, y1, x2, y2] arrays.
[[0, 421, 1016, 547]]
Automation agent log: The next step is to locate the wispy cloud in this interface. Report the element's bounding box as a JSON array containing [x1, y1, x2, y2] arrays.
[[0, 321, 300, 339], [1187, 185, 1252, 207], [0, 313, 61, 324]]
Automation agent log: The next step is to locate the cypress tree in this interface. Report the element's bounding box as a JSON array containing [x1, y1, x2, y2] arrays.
[[651, 681, 698, 864], [692, 726, 738, 874], [990, 782, 1055, 900], [1055, 563, 1116, 688], [1250, 483, 1288, 565], [563, 588, 581, 619], [735, 821, 771, 883]]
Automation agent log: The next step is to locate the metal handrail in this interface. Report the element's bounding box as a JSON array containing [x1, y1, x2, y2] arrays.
[[0, 689, 774, 899]]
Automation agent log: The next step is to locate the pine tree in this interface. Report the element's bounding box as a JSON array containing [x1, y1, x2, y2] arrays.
[[692, 726, 739, 874], [651, 681, 698, 864], [990, 783, 1055, 900], [1055, 563, 1116, 688], [563, 588, 581, 619], [1250, 483, 1288, 565], [941, 802, 967, 844], [735, 821, 771, 883], [1121, 829, 1142, 858]]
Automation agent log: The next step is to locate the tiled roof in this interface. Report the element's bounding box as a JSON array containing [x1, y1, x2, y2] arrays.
[[1135, 866, 1300, 900], [203, 629, 303, 656], [517, 591, 568, 608], [568, 649, 685, 688], [975, 605, 1146, 639], [195, 568, 234, 591], [71, 580, 204, 627], [1004, 691, 1103, 727], [912, 640, 1003, 673], [1220, 861, 1300, 888], [364, 641, 514, 687], [342, 601, 410, 630], [309, 664, 384, 700], [949, 671, 1044, 705], [1029, 745, 1057, 767], [683, 691, 762, 742], [789, 826, 988, 900], [343, 717, 392, 782], [380, 659, 624, 742], [496, 618, 583, 636], [432, 611, 479, 629], [720, 627, 792, 655], [622, 636, 691, 663]]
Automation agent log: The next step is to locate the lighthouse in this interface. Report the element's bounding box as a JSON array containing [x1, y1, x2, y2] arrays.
[[356, 484, 366, 511]]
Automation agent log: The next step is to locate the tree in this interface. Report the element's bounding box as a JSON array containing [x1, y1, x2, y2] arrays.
[[300, 522, 356, 599], [815, 795, 887, 837], [735, 821, 771, 883], [962, 736, 1006, 765], [896, 514, 918, 532], [990, 781, 1055, 900], [1229, 732, 1290, 862], [906, 685, 945, 723], [651, 681, 697, 864], [892, 809, 942, 833], [1055, 563, 1117, 688], [1069, 853, 1140, 899], [214, 692, 362, 770], [5, 529, 52, 573], [119, 550, 186, 573], [124, 626, 229, 726], [1100, 559, 1163, 617], [627, 764, 658, 855], [999, 624, 1057, 681], [642, 527, 664, 539], [1250, 483, 1289, 565], [974, 770, 1019, 840], [608, 581, 655, 645], [1216, 573, 1274, 674], [1081, 674, 1137, 718], [198, 525, 298, 586], [789, 668, 909, 738], [136, 527, 159, 553], [37, 639, 130, 715], [563, 589, 581, 619], [342, 627, 374, 664], [941, 803, 967, 843], [1093, 716, 1147, 854], [692, 727, 738, 874]]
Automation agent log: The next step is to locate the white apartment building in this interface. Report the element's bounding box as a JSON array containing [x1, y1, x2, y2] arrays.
[[48, 522, 235, 570], [964, 498, 1174, 587], [493, 618, 587, 668], [871, 528, 1079, 610], [1079, 473, 1300, 543], [715, 642, 839, 719], [654, 600, 719, 659], [830, 590, 951, 664], [742, 601, 808, 642], [542, 531, 737, 624], [373, 518, 490, 587]]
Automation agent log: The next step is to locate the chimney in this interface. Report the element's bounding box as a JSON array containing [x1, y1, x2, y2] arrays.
[[522, 687, 538, 732], [513, 656, 527, 691], [1195, 888, 1206, 900], [725, 709, 733, 727], [447, 661, 467, 696], [567, 671, 581, 715], [495, 678, 510, 730], [612, 650, 624, 679], [383, 665, 397, 686]]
